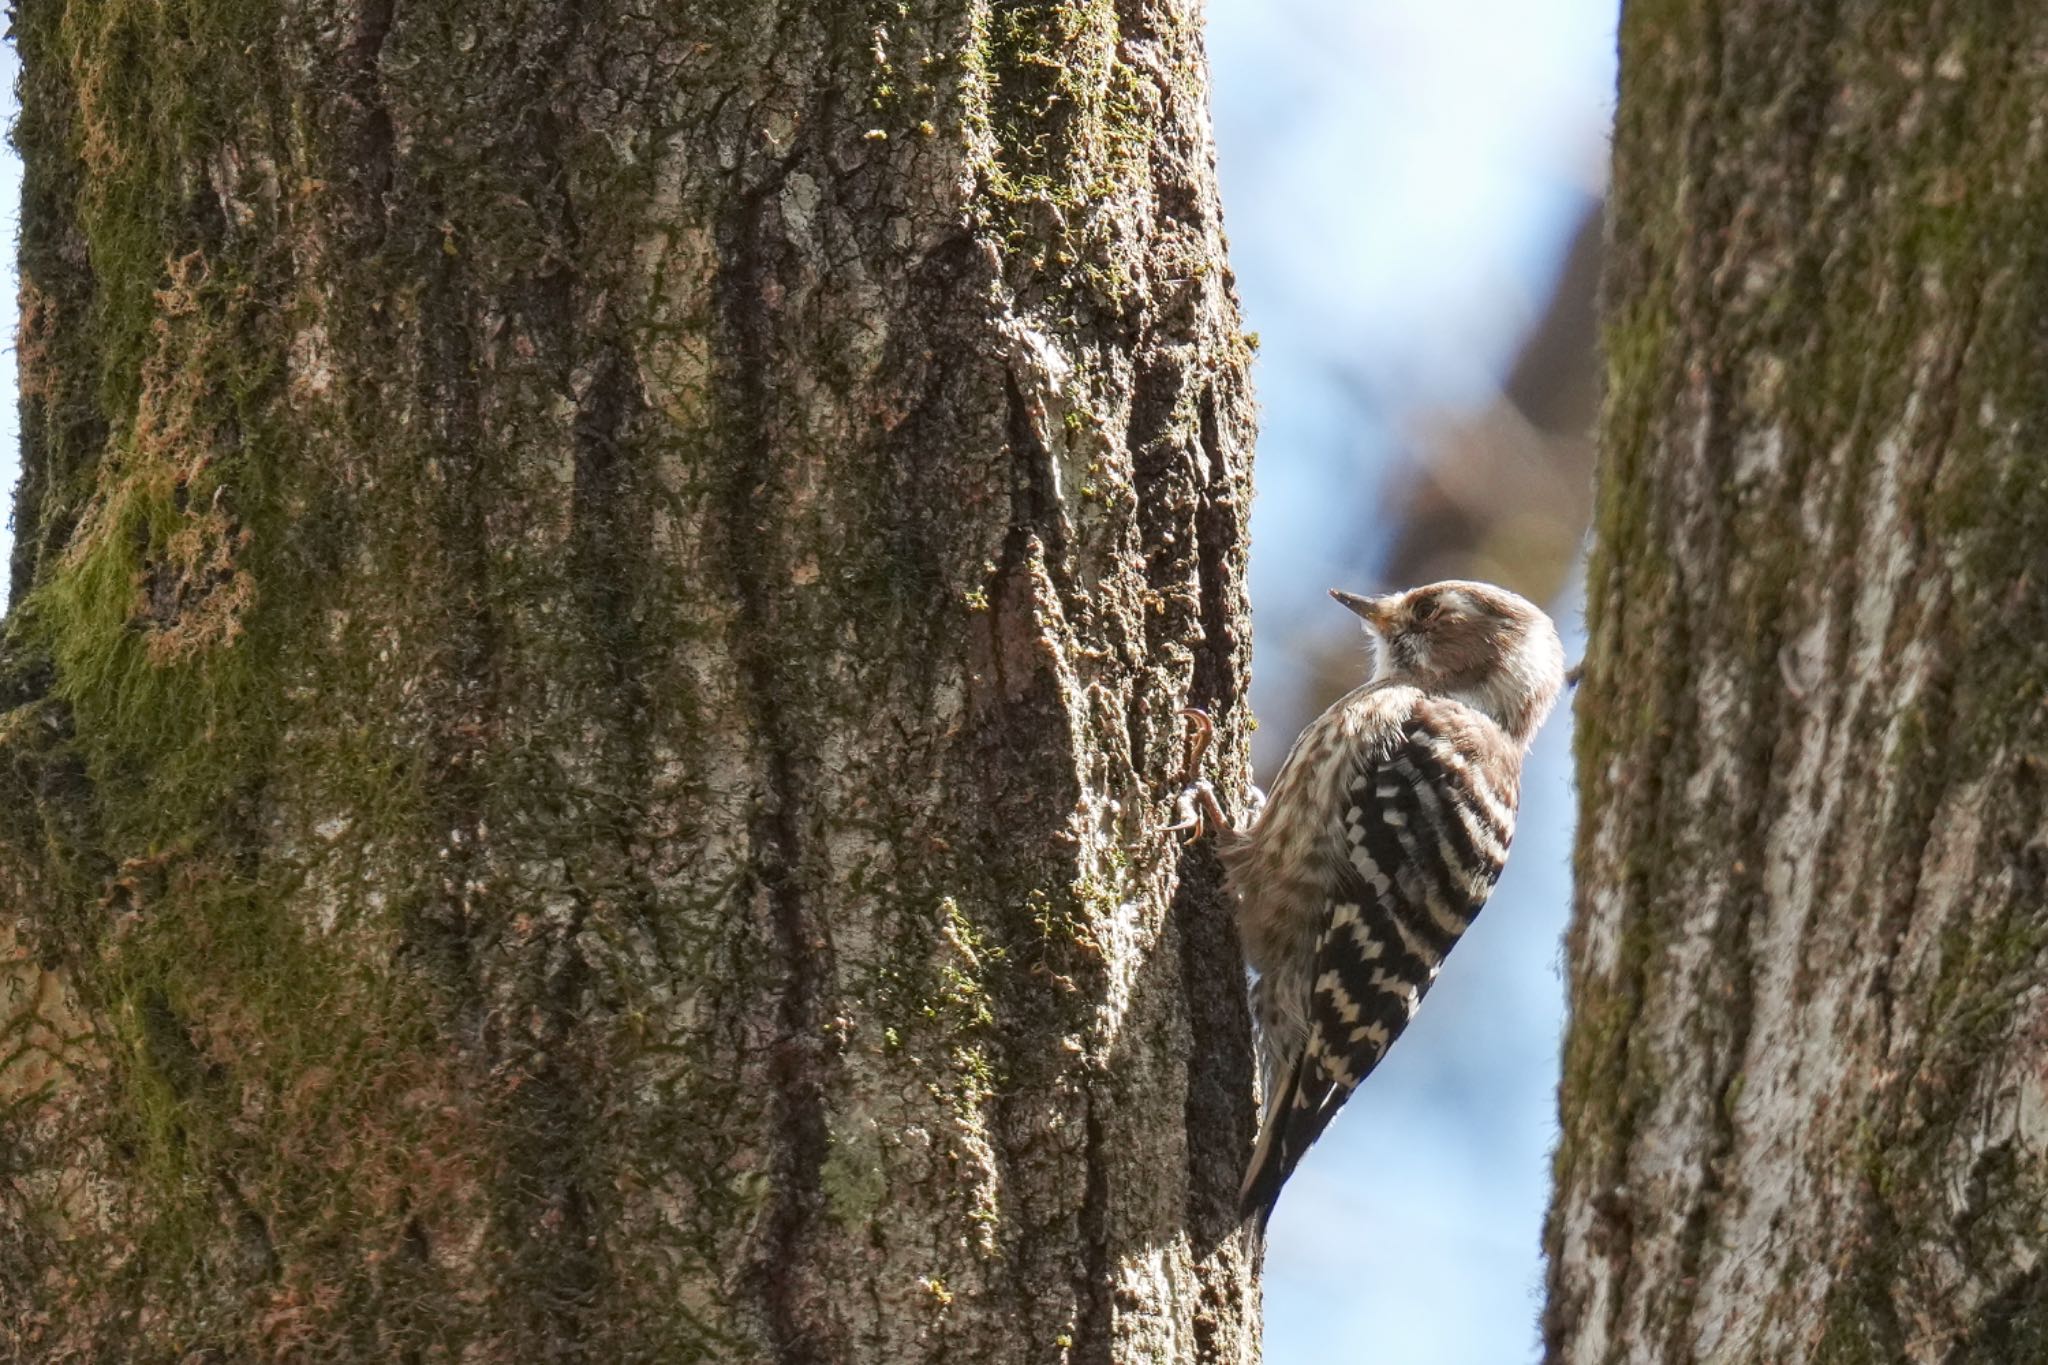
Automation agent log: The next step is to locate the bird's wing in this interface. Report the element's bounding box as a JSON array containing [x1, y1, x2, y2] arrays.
[[1240, 698, 1520, 1226]]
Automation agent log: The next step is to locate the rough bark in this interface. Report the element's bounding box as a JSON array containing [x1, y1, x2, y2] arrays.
[[1548, 3, 2048, 1362], [0, 1, 1261, 1360]]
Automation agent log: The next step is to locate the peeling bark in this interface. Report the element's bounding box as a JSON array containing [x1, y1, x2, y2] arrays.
[[0, 1, 1261, 1360], [1549, 4, 2048, 1362]]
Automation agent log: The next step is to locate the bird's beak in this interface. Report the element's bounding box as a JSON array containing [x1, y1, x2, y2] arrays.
[[1330, 588, 1396, 634]]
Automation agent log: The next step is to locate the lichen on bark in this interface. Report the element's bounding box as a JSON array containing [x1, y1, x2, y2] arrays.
[[0, 1, 1262, 1360], [1549, 6, 2048, 1363]]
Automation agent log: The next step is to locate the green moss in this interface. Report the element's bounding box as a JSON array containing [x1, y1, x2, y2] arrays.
[[1563, 5, 2048, 1352], [818, 1120, 889, 1229], [0, 5, 496, 1339], [10, 0, 299, 840], [34, 485, 267, 824], [959, 0, 1159, 305], [4, 0, 1259, 1349], [34, 0, 272, 411]]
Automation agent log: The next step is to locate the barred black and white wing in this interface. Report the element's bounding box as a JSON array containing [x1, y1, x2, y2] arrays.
[[1240, 698, 1520, 1226]]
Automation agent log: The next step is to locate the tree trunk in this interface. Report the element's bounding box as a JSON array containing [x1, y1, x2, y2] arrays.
[[1548, 3, 2048, 1361], [0, 2, 1260, 1360]]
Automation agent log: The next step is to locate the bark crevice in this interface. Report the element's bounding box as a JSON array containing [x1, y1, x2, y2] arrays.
[[1552, 4, 2048, 1361], [0, 3, 1258, 1358]]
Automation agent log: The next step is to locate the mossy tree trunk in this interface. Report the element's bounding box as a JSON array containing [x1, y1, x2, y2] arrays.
[[0, 1, 1261, 1360], [1548, 4, 2048, 1362]]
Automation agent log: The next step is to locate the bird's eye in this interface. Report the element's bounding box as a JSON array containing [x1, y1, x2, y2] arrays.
[[1411, 596, 1440, 623]]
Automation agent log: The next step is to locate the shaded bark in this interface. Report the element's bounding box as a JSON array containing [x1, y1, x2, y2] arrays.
[[1549, 3, 2048, 1362], [0, 1, 1261, 1360]]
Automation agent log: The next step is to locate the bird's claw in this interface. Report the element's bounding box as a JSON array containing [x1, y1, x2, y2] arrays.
[[1168, 708, 1231, 844], [1166, 777, 1230, 844]]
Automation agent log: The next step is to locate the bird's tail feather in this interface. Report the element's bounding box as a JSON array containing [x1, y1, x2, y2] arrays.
[[1239, 1065, 1302, 1230], [1239, 1062, 1347, 1230]]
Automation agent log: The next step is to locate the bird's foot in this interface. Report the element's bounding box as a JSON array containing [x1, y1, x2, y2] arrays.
[[1165, 708, 1233, 844]]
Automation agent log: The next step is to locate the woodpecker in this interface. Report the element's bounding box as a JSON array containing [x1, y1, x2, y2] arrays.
[[1177, 580, 1565, 1228]]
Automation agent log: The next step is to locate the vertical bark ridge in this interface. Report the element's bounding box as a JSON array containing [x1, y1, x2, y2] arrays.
[[1552, 4, 2048, 1363], [0, 0, 1261, 1359]]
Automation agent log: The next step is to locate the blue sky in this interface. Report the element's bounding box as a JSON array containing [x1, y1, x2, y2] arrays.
[[1206, 1, 1617, 1359], [0, 5, 1617, 1357]]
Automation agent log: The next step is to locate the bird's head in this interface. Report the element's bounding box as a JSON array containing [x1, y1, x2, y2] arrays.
[[1330, 580, 1565, 748]]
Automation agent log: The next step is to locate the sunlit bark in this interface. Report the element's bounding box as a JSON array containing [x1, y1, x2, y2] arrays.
[[0, 2, 1262, 1359]]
